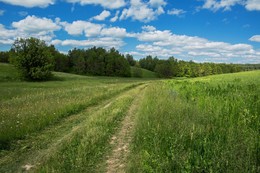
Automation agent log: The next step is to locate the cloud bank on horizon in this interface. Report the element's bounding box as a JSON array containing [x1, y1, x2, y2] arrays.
[[0, 0, 259, 63]]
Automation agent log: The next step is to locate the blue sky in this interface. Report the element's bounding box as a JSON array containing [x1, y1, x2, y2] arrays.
[[0, 0, 259, 63]]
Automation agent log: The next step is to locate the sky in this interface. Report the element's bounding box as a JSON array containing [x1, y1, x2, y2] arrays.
[[0, 0, 259, 64]]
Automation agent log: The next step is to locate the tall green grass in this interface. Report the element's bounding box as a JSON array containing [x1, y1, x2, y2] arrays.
[[37, 86, 142, 173], [0, 63, 20, 82], [128, 71, 259, 172], [0, 63, 143, 149]]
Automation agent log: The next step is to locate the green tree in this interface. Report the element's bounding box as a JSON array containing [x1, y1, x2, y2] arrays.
[[0, 51, 10, 63], [125, 54, 136, 66], [47, 45, 69, 72], [11, 37, 53, 81], [68, 48, 86, 74], [139, 55, 158, 71], [155, 60, 174, 78]]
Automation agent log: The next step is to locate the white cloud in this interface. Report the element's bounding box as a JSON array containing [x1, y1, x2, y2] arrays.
[[61, 20, 130, 39], [167, 8, 186, 16], [0, 16, 61, 45], [52, 37, 124, 49], [201, 0, 260, 11], [131, 28, 260, 62], [119, 0, 165, 22], [0, 0, 54, 8], [249, 35, 260, 42], [0, 10, 4, 16], [202, 0, 242, 11], [101, 27, 127, 37], [136, 30, 172, 42], [91, 10, 111, 21], [149, 0, 167, 7], [0, 24, 18, 40], [61, 20, 103, 37], [142, 25, 156, 32], [245, 0, 260, 11], [65, 0, 126, 9], [12, 15, 61, 33], [110, 11, 120, 22]]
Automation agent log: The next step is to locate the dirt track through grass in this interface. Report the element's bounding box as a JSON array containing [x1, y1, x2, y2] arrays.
[[105, 85, 147, 173], [0, 84, 145, 173]]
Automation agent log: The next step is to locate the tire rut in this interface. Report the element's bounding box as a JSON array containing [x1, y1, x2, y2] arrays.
[[105, 85, 147, 173], [0, 83, 145, 173]]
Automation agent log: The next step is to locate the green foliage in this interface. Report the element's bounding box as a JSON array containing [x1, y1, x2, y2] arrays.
[[132, 66, 143, 77], [126, 54, 136, 66], [0, 51, 10, 63], [11, 37, 53, 81], [67, 47, 131, 77], [139, 55, 159, 71], [138, 55, 243, 78], [128, 71, 260, 172], [48, 45, 70, 72], [155, 60, 174, 78]]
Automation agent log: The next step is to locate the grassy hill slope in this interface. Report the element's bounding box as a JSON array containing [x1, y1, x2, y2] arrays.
[[130, 66, 158, 78]]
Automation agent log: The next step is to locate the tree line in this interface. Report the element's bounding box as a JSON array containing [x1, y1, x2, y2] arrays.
[[137, 55, 252, 78], [0, 37, 259, 80]]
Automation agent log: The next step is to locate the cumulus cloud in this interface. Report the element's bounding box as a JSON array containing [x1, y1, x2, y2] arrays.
[[119, 0, 165, 22], [202, 0, 242, 11], [65, 0, 126, 9], [0, 24, 18, 41], [132, 28, 260, 62], [142, 25, 156, 32], [201, 0, 260, 11], [249, 35, 260, 42], [0, 0, 54, 8], [52, 37, 124, 49], [61, 20, 103, 37], [245, 0, 260, 10], [91, 10, 111, 21], [12, 15, 61, 33], [149, 0, 167, 7], [110, 11, 120, 22], [0, 15, 61, 44], [61, 20, 130, 39], [167, 8, 186, 16], [57, 20, 131, 48], [136, 29, 172, 42], [101, 27, 127, 37]]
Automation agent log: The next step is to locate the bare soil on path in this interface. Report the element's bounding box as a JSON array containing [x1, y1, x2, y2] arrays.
[[105, 85, 147, 173]]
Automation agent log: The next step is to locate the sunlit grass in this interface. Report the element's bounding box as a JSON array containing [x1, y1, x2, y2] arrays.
[[128, 70, 260, 172], [0, 63, 143, 149]]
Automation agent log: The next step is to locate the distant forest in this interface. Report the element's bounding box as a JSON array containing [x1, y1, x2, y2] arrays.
[[1, 41, 259, 78]]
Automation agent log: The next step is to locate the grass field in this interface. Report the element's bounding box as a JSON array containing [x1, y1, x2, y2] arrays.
[[0, 63, 145, 148], [128, 71, 260, 172], [0, 63, 259, 172], [130, 66, 158, 78]]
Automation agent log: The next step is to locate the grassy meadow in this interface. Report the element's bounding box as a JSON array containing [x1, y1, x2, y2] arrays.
[[128, 70, 260, 172], [0, 63, 145, 149], [0, 62, 259, 172]]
